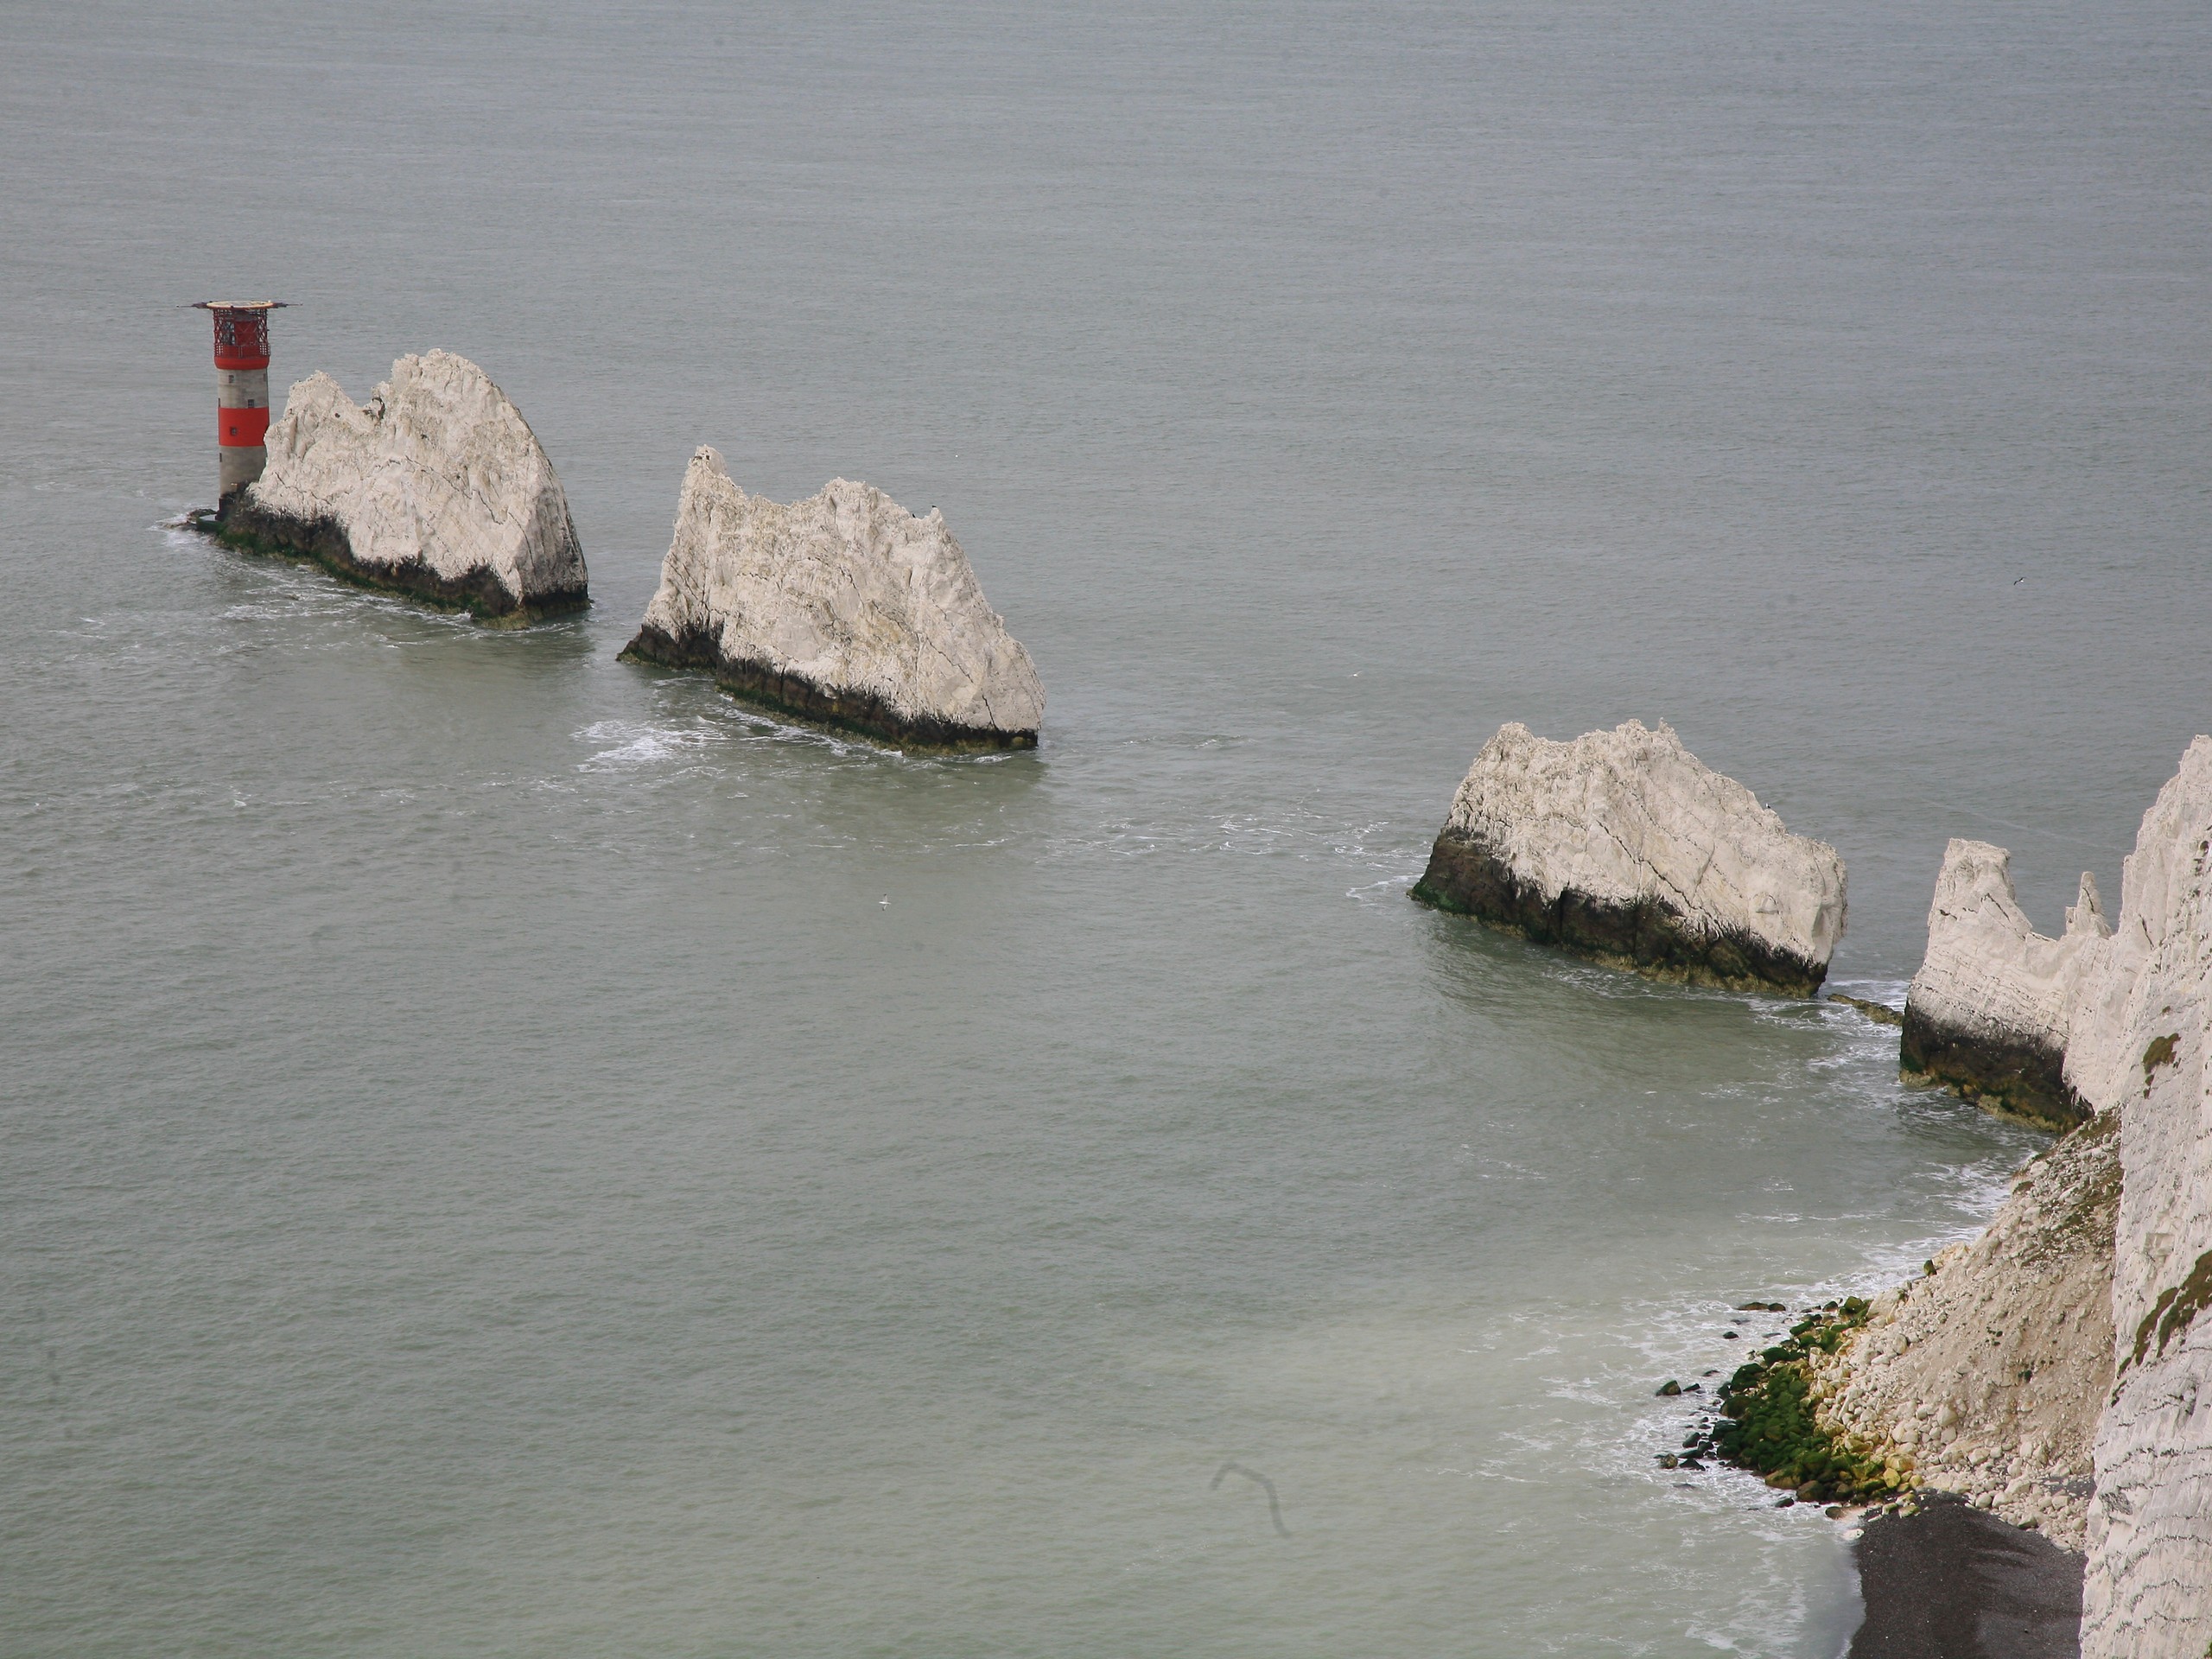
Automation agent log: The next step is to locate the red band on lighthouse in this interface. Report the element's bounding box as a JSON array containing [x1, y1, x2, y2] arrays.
[[219, 406, 272, 447]]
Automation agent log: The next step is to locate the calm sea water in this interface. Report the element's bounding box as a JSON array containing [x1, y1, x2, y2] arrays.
[[4, 3, 2209, 1654]]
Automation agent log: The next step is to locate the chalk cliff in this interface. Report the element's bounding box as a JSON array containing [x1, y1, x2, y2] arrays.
[[621, 448, 1044, 749], [1815, 739, 2212, 1655], [1410, 721, 1845, 995], [220, 351, 588, 623], [1899, 842, 2108, 1128], [2077, 736, 2212, 1659]]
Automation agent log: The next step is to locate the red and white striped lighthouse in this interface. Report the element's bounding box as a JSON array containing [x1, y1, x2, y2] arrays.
[[194, 301, 285, 505]]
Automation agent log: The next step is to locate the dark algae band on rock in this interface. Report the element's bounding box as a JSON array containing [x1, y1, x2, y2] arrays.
[[1898, 842, 2104, 1130], [202, 505, 586, 626], [620, 624, 1036, 752], [1410, 721, 1846, 996], [1412, 828, 1830, 995], [1898, 1001, 2088, 1131]]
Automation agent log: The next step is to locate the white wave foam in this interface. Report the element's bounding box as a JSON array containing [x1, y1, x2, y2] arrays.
[[575, 718, 731, 772]]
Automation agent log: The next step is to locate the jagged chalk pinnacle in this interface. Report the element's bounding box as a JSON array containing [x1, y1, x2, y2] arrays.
[[621, 448, 1043, 749], [220, 350, 588, 624]]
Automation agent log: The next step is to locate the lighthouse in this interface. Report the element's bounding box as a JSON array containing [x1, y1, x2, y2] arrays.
[[194, 301, 285, 507]]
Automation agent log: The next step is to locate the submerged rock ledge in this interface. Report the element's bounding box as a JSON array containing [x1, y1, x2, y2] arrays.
[[210, 350, 588, 626], [1412, 721, 1845, 995], [622, 448, 1044, 750]]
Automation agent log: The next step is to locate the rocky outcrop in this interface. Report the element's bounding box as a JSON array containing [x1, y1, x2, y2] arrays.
[[1899, 844, 2109, 1128], [1410, 721, 1845, 995], [217, 351, 588, 624], [621, 448, 1043, 749], [2077, 736, 2212, 1659], [1803, 1112, 2120, 1551]]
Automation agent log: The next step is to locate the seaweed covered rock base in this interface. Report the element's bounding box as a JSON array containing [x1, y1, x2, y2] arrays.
[[1704, 1300, 1906, 1506]]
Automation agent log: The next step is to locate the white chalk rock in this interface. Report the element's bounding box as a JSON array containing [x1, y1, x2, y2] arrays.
[[1411, 720, 1845, 994], [623, 448, 1044, 748], [2079, 736, 2212, 1659], [1898, 842, 2107, 1127], [227, 351, 587, 622]]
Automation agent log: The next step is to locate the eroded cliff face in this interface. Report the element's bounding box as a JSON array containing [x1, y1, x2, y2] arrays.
[[222, 351, 588, 622], [2077, 737, 2212, 1659], [1410, 721, 1845, 995], [1806, 1114, 2120, 1552], [1900, 843, 2109, 1128], [1870, 739, 2212, 1655], [622, 448, 1044, 749]]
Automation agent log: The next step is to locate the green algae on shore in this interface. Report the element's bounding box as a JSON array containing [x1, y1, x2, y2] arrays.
[[1706, 1299, 1909, 1505]]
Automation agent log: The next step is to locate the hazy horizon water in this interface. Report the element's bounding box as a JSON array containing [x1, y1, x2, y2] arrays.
[[4, 3, 2209, 1654]]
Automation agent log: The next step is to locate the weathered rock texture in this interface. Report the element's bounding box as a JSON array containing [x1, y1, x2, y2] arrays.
[[1410, 721, 1845, 995], [1805, 1112, 2120, 1552], [2075, 737, 2212, 1659], [219, 351, 588, 623], [1900, 842, 2108, 1128], [622, 449, 1044, 749]]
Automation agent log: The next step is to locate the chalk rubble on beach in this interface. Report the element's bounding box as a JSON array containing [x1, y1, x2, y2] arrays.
[[1804, 1114, 2118, 1551], [224, 350, 588, 623], [1410, 720, 1845, 995], [622, 447, 1044, 749]]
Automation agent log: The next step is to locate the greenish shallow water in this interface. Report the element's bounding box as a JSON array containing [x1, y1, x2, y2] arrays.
[[3, 3, 2209, 1654]]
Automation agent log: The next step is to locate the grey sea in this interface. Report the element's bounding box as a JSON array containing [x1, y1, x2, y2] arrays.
[[4, 3, 2208, 1654]]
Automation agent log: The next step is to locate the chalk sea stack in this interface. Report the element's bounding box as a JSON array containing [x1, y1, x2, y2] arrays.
[[1411, 720, 1845, 995], [215, 351, 588, 625], [621, 448, 1044, 750], [1898, 841, 2106, 1128]]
